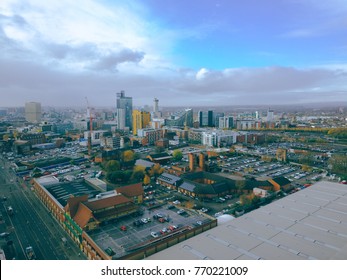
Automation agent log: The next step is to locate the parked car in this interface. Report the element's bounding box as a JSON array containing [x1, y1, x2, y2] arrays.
[[168, 225, 177, 231], [0, 232, 10, 238]]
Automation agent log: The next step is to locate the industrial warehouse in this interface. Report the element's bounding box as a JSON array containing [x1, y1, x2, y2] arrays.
[[148, 181, 347, 260]]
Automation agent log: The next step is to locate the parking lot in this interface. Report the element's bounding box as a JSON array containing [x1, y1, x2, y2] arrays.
[[88, 202, 214, 258], [218, 154, 320, 183]]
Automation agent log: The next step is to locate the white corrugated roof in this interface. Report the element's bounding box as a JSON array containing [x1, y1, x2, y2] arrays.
[[148, 181, 347, 260]]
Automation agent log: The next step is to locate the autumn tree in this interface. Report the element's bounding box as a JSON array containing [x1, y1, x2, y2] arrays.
[[239, 193, 260, 207], [143, 174, 151, 185], [123, 150, 135, 162], [302, 165, 313, 172], [328, 128, 347, 139], [149, 163, 164, 179]]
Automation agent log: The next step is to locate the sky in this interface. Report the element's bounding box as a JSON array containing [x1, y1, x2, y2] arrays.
[[1, 0, 347, 108]]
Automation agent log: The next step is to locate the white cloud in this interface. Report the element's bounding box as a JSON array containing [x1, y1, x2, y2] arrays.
[[196, 68, 209, 80], [0, 0, 177, 73], [1, 1, 347, 107]]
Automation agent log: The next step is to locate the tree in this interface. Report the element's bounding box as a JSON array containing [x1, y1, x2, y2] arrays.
[[106, 170, 132, 184], [123, 150, 135, 162], [150, 163, 164, 178], [235, 180, 246, 193], [132, 165, 146, 181], [328, 128, 347, 139], [143, 174, 151, 185], [298, 153, 315, 166], [329, 154, 347, 175], [240, 193, 253, 206], [104, 160, 120, 173], [240, 193, 260, 207], [302, 165, 312, 172], [172, 149, 183, 161]]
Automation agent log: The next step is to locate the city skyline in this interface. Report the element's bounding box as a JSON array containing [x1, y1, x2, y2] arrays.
[[1, 0, 347, 107]]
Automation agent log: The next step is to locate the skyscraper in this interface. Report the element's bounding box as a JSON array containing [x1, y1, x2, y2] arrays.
[[267, 108, 274, 122], [153, 98, 159, 115], [199, 110, 214, 127], [132, 110, 151, 136], [25, 102, 42, 123], [116, 91, 133, 130]]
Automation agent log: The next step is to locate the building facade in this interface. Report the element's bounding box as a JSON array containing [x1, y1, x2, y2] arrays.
[[199, 110, 214, 127], [116, 91, 133, 130], [218, 116, 234, 129], [25, 102, 42, 123], [132, 110, 151, 136]]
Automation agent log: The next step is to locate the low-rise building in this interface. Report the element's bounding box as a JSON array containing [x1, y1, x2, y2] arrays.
[[147, 152, 172, 164], [157, 172, 183, 190]]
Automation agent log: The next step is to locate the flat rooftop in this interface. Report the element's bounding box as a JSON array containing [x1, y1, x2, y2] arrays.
[[148, 181, 347, 260], [44, 180, 99, 207], [88, 204, 215, 259]]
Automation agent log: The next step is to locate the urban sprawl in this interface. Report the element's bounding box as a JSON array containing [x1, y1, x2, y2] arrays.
[[1, 92, 347, 260]]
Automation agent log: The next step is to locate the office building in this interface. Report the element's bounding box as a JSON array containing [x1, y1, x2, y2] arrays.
[[152, 97, 162, 118], [199, 110, 214, 127], [214, 112, 224, 128], [116, 91, 133, 130], [25, 102, 42, 123], [267, 108, 274, 122], [132, 110, 151, 136], [165, 108, 193, 128], [219, 116, 234, 129], [137, 128, 162, 145]]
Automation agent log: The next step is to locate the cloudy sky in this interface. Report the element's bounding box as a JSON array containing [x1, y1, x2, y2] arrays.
[[1, 0, 347, 108]]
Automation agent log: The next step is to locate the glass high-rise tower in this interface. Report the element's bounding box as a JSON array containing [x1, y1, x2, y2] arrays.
[[116, 90, 133, 130]]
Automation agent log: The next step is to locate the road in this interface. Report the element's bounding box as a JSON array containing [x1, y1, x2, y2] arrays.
[[0, 156, 85, 260]]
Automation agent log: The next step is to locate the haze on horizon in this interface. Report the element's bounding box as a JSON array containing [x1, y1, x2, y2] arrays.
[[1, 0, 347, 108]]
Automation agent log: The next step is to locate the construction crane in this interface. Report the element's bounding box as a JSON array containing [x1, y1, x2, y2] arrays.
[[85, 97, 93, 158]]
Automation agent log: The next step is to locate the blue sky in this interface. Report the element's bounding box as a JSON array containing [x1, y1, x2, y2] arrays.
[[0, 0, 347, 107]]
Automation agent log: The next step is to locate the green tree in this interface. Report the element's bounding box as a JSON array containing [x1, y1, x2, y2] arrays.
[[235, 180, 246, 193], [106, 170, 132, 184], [172, 149, 183, 161], [298, 153, 315, 166], [329, 154, 347, 175], [132, 165, 146, 181], [104, 160, 120, 172]]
